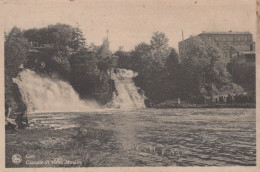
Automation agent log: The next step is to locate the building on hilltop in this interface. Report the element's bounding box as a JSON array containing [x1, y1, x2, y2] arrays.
[[178, 31, 254, 59]]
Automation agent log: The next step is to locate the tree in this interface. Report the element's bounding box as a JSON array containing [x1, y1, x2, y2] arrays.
[[23, 23, 86, 52], [71, 24, 86, 51], [130, 31, 171, 74], [88, 43, 100, 53], [5, 27, 29, 78], [166, 48, 180, 73], [150, 31, 170, 66], [165, 48, 181, 97], [23, 28, 39, 44], [70, 50, 101, 98], [5, 26, 29, 111], [115, 50, 132, 69], [179, 37, 241, 100], [130, 42, 150, 72], [130, 32, 179, 103], [46, 24, 75, 49], [69, 45, 115, 104]]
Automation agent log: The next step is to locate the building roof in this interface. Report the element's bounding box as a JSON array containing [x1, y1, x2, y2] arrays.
[[179, 31, 253, 44], [200, 31, 252, 35]]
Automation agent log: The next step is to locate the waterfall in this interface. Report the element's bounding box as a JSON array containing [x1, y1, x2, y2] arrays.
[[108, 68, 146, 109], [13, 69, 99, 113]]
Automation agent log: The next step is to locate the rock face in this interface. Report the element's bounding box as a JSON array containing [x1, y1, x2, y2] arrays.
[[144, 99, 153, 108], [5, 76, 27, 116]]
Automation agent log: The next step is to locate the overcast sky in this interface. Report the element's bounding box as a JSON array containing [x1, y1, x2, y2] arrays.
[[2, 0, 256, 51]]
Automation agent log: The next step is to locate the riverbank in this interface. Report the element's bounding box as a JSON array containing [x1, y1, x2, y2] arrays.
[[153, 103, 256, 109]]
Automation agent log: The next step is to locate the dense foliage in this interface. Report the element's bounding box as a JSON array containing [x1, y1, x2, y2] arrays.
[[23, 23, 85, 51], [116, 33, 246, 103], [179, 37, 244, 100], [5, 24, 253, 111], [129, 32, 180, 103], [5, 27, 29, 111], [70, 39, 118, 104], [180, 38, 226, 98]]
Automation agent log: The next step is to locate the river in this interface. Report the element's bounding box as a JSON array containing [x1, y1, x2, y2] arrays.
[[6, 108, 255, 167]]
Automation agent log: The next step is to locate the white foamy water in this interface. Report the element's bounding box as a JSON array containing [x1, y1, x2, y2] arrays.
[[13, 69, 99, 113], [108, 68, 146, 109]]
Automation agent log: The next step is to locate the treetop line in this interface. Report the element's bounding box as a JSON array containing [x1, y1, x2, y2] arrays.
[[4, 23, 255, 112]]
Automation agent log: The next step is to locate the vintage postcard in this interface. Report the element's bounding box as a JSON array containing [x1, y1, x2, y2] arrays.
[[0, 0, 259, 171]]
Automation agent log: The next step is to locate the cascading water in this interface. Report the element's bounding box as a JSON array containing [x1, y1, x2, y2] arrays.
[[13, 69, 99, 113], [108, 68, 146, 109]]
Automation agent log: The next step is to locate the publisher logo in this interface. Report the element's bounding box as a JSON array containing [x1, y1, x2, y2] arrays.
[[12, 154, 22, 164]]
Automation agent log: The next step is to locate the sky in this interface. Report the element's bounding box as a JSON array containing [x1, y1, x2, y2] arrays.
[[2, 0, 256, 51]]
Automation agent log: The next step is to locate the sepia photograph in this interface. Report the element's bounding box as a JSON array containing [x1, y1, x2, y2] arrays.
[[2, 0, 258, 170]]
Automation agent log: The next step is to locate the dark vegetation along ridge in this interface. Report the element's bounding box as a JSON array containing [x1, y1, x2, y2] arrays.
[[5, 23, 255, 112]]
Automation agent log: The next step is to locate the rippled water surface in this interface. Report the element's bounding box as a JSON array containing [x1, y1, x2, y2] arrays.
[[7, 108, 256, 167]]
